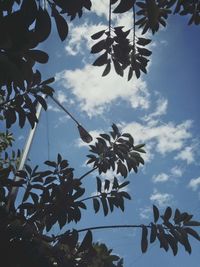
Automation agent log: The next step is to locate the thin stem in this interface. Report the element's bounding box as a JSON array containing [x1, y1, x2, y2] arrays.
[[133, 3, 136, 49], [50, 95, 80, 125], [77, 224, 148, 233], [78, 166, 98, 181], [108, 0, 112, 36]]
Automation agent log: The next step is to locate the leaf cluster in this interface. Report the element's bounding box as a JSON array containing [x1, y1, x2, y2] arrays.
[[87, 124, 145, 177], [140, 205, 200, 255]]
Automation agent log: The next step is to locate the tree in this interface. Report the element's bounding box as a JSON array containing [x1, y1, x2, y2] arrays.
[[0, 0, 199, 266]]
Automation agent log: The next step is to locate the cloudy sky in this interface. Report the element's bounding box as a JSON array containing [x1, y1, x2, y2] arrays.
[[13, 2, 200, 266]]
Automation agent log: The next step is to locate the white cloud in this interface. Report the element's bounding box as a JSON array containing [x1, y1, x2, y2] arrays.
[[175, 146, 195, 164], [17, 135, 24, 141], [56, 90, 68, 104], [150, 189, 173, 208], [121, 120, 193, 156], [143, 97, 168, 122], [47, 104, 60, 113], [56, 65, 150, 117], [91, 0, 109, 19], [188, 177, 200, 191], [170, 166, 183, 178], [65, 22, 107, 56], [139, 206, 152, 220], [152, 166, 184, 184], [152, 173, 169, 183]]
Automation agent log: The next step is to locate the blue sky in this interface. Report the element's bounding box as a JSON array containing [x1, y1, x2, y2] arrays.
[[10, 2, 200, 266]]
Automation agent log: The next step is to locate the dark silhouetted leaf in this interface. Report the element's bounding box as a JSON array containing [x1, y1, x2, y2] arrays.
[[150, 223, 157, 243], [141, 225, 148, 253], [91, 40, 106, 53], [153, 205, 159, 223], [79, 230, 93, 251], [91, 30, 106, 40], [93, 52, 108, 66], [27, 50, 49, 64], [163, 206, 172, 221], [113, 0, 135, 13], [113, 58, 123, 76], [52, 7, 69, 41], [93, 198, 100, 213], [102, 60, 111, 76]]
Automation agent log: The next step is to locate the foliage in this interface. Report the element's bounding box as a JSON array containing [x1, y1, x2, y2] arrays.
[[0, 0, 200, 130], [0, 0, 200, 266]]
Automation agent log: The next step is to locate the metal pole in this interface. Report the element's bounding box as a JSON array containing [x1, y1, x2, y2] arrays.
[[7, 99, 44, 210]]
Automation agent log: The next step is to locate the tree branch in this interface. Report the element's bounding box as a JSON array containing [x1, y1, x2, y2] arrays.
[[78, 166, 98, 181], [77, 224, 148, 233]]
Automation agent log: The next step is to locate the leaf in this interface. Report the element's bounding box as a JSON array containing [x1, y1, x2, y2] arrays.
[[96, 177, 102, 193], [163, 206, 172, 221], [141, 225, 148, 253], [36, 95, 47, 110], [104, 179, 110, 191], [27, 50, 49, 64], [113, 0, 135, 13], [40, 77, 55, 85], [91, 40, 106, 53], [184, 227, 200, 241], [100, 133, 111, 142], [165, 234, 178, 256], [150, 223, 157, 243], [137, 47, 152, 57], [153, 205, 159, 223], [44, 176, 57, 185], [93, 198, 100, 213], [128, 66, 133, 81], [79, 230, 93, 251], [101, 196, 109, 216], [184, 221, 200, 227], [44, 160, 57, 168], [52, 7, 69, 41], [91, 30, 106, 40], [35, 7, 51, 43], [93, 52, 108, 66], [113, 58, 124, 77], [120, 191, 131, 200], [102, 60, 111, 76], [58, 212, 67, 229], [137, 37, 152, 46], [118, 181, 130, 189]]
